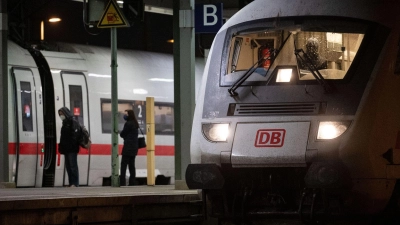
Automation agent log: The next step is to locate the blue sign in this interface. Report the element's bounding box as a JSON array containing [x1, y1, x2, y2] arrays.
[[195, 3, 223, 33]]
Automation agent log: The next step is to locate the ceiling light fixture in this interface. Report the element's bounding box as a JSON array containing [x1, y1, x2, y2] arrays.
[[49, 18, 61, 22]]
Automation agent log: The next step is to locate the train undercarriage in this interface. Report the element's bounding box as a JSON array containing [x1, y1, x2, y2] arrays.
[[191, 165, 400, 225]]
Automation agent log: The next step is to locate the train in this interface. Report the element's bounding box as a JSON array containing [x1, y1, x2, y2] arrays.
[[7, 40, 205, 187], [186, 0, 400, 223]]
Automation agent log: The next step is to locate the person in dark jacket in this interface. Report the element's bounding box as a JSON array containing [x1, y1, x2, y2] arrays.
[[120, 109, 139, 186], [58, 107, 81, 187]]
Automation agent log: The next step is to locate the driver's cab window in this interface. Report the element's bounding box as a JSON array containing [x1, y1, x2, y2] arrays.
[[228, 31, 281, 75], [295, 32, 364, 80], [224, 23, 365, 85]]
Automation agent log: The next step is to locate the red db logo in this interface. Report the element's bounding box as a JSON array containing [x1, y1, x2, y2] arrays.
[[255, 129, 285, 147]]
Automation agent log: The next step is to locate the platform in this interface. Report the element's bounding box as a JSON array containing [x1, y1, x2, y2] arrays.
[[0, 185, 203, 225]]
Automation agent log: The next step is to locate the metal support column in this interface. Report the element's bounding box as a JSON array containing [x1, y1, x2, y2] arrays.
[[111, 27, 120, 187], [0, 1, 10, 187], [173, 0, 195, 189]]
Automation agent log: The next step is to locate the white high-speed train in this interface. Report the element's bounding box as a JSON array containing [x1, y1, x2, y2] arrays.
[[7, 40, 205, 187], [186, 0, 400, 223]]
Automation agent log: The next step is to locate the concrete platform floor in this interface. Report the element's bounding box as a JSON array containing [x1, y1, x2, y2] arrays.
[[0, 185, 198, 201]]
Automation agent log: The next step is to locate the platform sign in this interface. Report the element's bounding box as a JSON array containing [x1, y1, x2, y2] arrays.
[[97, 0, 130, 28], [133, 101, 147, 133], [195, 3, 223, 33]]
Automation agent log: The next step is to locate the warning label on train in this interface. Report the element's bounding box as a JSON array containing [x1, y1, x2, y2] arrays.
[[97, 0, 130, 28]]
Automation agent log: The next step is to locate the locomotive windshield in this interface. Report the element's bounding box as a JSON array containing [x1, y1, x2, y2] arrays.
[[222, 19, 367, 87]]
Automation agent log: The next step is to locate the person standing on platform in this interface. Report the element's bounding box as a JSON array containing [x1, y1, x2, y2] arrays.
[[58, 107, 81, 187], [120, 109, 139, 186]]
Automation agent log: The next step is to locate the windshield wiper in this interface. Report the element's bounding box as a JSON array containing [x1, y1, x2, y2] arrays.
[[294, 49, 333, 93], [228, 49, 274, 96], [228, 33, 292, 96]]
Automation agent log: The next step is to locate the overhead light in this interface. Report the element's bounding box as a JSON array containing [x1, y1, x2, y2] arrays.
[[49, 18, 61, 23], [167, 39, 174, 43], [41, 21, 44, 40], [116, 1, 123, 7], [144, 5, 173, 15]]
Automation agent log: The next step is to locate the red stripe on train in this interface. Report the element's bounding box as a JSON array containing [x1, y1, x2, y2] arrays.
[[8, 143, 174, 156]]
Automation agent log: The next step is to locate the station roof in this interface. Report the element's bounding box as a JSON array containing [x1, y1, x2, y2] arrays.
[[6, 0, 246, 55]]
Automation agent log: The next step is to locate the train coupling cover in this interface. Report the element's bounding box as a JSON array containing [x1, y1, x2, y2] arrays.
[[185, 164, 224, 189]]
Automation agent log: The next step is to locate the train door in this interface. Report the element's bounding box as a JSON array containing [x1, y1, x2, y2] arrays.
[[12, 68, 44, 187], [61, 72, 90, 186]]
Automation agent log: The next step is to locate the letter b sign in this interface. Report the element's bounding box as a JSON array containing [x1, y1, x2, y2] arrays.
[[195, 3, 223, 33]]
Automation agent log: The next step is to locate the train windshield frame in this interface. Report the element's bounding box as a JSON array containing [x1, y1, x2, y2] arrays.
[[220, 18, 371, 87]]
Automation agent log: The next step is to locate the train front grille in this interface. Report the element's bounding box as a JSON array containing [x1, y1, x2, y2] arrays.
[[228, 102, 324, 116]]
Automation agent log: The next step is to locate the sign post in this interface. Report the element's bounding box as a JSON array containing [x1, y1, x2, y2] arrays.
[[110, 27, 119, 187], [145, 97, 155, 186], [97, 0, 129, 187]]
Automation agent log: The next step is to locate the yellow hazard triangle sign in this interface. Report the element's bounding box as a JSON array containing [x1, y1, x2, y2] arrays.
[[97, 0, 130, 28]]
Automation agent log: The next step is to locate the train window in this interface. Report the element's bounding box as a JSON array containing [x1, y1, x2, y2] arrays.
[[154, 103, 174, 135], [101, 100, 136, 133], [69, 85, 84, 125], [101, 99, 174, 135], [223, 20, 367, 86], [230, 37, 243, 72], [20, 81, 33, 132], [295, 31, 364, 81]]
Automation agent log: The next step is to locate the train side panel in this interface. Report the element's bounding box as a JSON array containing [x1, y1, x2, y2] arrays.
[[8, 42, 45, 187], [6, 40, 205, 187]]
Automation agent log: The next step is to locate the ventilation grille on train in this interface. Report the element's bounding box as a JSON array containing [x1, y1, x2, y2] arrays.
[[227, 102, 325, 116]]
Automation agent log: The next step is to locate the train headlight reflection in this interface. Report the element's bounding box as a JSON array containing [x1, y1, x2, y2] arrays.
[[317, 121, 350, 139], [202, 123, 229, 142]]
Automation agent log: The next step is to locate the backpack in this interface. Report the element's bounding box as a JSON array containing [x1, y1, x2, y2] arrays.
[[79, 125, 91, 149]]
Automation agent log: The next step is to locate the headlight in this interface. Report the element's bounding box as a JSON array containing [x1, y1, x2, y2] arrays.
[[317, 121, 351, 140], [202, 123, 229, 142]]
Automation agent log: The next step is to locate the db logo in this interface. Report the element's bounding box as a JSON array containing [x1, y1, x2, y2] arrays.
[[255, 129, 285, 147]]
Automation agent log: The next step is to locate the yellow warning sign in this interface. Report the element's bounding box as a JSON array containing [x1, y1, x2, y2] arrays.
[[97, 0, 130, 28]]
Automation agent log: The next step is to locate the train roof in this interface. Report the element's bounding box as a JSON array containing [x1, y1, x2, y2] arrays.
[[7, 40, 206, 102], [221, 0, 400, 33], [7, 40, 205, 75], [7, 41, 37, 68], [40, 42, 205, 80]]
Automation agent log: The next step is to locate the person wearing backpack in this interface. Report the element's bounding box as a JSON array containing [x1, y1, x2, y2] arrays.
[[58, 107, 81, 187], [119, 109, 139, 186]]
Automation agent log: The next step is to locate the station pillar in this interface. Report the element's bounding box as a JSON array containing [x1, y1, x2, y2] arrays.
[[173, 0, 195, 189], [0, 1, 10, 187]]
